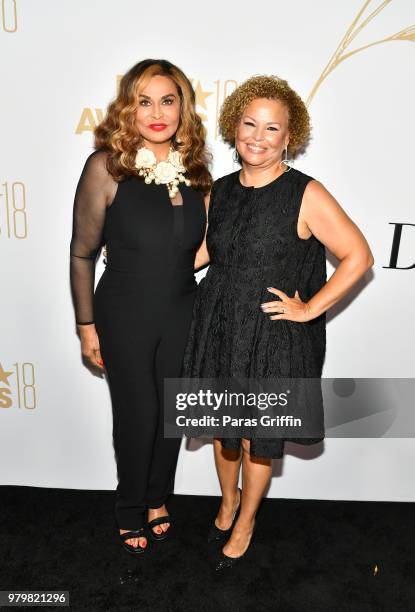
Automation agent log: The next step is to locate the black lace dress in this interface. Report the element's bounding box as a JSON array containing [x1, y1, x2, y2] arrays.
[[182, 167, 326, 458]]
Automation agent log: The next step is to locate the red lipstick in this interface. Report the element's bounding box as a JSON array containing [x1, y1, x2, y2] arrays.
[[149, 123, 167, 131]]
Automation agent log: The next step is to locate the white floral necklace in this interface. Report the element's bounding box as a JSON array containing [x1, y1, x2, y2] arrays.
[[134, 146, 190, 198]]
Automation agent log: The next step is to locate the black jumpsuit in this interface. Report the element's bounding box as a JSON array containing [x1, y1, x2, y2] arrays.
[[70, 150, 206, 529]]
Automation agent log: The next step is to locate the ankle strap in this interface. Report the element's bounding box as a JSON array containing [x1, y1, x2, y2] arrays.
[[148, 515, 171, 528]]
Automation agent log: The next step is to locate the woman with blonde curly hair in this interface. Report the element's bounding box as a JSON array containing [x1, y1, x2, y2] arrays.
[[183, 75, 374, 569], [69, 59, 212, 555]]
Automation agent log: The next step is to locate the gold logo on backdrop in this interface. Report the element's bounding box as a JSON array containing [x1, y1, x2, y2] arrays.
[[76, 77, 238, 140], [191, 78, 239, 138], [0, 181, 27, 239], [0, 362, 36, 410], [190, 80, 213, 123], [307, 0, 415, 106], [1, 0, 17, 33], [75, 109, 104, 134]]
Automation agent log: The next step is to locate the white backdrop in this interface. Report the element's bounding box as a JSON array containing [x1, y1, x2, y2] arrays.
[[1, 0, 414, 501]]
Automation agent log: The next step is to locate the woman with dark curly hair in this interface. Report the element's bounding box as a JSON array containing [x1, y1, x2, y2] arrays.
[[69, 59, 212, 555], [182, 75, 374, 569]]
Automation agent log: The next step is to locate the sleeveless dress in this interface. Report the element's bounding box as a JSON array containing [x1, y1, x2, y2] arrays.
[[182, 167, 326, 459]]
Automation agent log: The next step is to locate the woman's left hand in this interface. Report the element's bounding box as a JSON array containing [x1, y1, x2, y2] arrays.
[[261, 287, 313, 322]]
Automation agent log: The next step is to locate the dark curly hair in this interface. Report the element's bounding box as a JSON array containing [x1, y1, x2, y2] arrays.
[[218, 75, 311, 158]]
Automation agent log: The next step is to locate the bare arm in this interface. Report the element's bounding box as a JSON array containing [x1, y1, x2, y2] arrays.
[[194, 191, 211, 270], [263, 180, 374, 321]]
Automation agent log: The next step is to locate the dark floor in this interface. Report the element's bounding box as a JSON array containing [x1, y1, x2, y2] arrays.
[[0, 486, 414, 611]]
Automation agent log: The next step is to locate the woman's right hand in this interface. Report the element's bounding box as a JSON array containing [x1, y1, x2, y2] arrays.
[[78, 324, 105, 370]]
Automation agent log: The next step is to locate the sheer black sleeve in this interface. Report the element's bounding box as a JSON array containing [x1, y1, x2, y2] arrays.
[[69, 150, 118, 325]]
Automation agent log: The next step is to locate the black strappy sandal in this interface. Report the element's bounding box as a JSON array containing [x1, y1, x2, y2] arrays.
[[119, 528, 148, 555], [147, 515, 172, 542]]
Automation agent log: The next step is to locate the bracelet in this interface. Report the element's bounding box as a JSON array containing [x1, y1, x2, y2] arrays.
[[77, 321, 95, 325]]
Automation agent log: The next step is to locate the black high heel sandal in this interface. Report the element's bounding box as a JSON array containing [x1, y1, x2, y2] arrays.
[[214, 520, 256, 571], [207, 487, 242, 543], [119, 528, 148, 555], [147, 515, 172, 542]]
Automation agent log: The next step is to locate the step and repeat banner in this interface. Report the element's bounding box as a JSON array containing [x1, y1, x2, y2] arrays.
[[1, 0, 414, 501]]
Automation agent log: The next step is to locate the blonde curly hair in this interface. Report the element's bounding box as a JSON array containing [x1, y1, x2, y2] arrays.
[[94, 59, 212, 193], [218, 75, 311, 158]]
